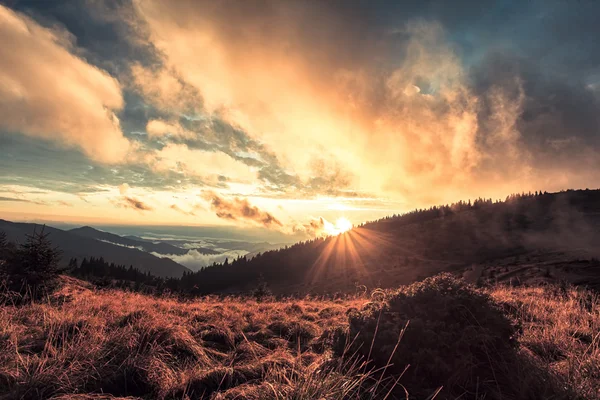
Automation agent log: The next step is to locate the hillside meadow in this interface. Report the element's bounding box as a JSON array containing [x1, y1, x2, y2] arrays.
[[0, 275, 599, 400]]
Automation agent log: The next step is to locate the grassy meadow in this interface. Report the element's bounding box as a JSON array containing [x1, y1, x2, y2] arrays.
[[0, 275, 599, 400]]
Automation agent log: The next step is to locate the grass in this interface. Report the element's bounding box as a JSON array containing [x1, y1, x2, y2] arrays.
[[489, 284, 600, 400], [0, 276, 599, 399]]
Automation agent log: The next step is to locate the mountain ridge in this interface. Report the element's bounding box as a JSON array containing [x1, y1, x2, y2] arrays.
[[69, 226, 206, 256], [178, 189, 600, 294], [0, 220, 191, 278]]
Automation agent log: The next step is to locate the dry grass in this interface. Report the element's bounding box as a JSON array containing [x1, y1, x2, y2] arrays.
[[490, 284, 600, 400], [0, 279, 372, 400], [0, 277, 599, 399]]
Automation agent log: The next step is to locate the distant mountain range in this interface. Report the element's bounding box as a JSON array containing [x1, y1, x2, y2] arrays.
[[68, 226, 219, 256], [0, 220, 191, 278], [0, 220, 287, 278]]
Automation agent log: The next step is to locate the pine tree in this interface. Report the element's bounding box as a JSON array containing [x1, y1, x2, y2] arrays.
[[0, 230, 11, 285], [5, 226, 62, 300], [252, 274, 272, 301], [67, 257, 78, 270]]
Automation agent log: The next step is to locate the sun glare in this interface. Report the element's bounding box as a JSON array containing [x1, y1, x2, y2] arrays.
[[324, 217, 353, 235], [336, 217, 353, 233]]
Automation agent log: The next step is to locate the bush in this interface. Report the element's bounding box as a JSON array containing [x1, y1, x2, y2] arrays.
[[252, 278, 272, 302], [333, 273, 517, 398]]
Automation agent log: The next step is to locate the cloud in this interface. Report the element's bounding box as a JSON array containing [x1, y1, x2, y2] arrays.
[[0, 196, 30, 203], [129, 63, 203, 114], [118, 183, 130, 195], [150, 143, 257, 184], [293, 217, 326, 237], [0, 196, 48, 206], [0, 196, 48, 205], [3, 0, 600, 223], [125, 3, 498, 203], [128, 0, 600, 208], [157, 249, 249, 272], [292, 216, 346, 238], [146, 119, 195, 139], [115, 196, 153, 211], [56, 200, 74, 207], [170, 204, 195, 216], [0, 5, 131, 163], [202, 191, 282, 229]]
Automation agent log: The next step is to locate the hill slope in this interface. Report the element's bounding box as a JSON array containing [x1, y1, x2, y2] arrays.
[[0, 220, 191, 278], [183, 189, 600, 294]]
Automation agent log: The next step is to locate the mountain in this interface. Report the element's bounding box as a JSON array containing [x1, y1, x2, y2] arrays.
[[211, 240, 287, 254], [90, 231, 221, 255], [180, 189, 600, 294], [0, 220, 191, 278], [123, 235, 152, 243], [69, 226, 191, 256], [117, 235, 280, 256]]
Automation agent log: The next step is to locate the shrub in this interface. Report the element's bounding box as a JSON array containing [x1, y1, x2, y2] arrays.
[[252, 278, 272, 302], [333, 273, 518, 398]]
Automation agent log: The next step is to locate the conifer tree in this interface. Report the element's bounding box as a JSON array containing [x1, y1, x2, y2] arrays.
[[4, 226, 62, 300]]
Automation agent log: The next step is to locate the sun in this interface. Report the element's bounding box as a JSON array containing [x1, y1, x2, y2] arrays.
[[335, 217, 353, 233], [322, 217, 353, 236], [322, 217, 352, 236]]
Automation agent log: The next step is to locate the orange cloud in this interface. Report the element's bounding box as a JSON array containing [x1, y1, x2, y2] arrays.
[[202, 191, 282, 229], [294, 217, 326, 237], [118, 183, 130, 195], [146, 119, 195, 139], [117, 196, 154, 211], [118, 1, 600, 215], [150, 143, 257, 184], [129, 63, 203, 114], [170, 204, 195, 216], [0, 5, 131, 163], [129, 2, 538, 208]]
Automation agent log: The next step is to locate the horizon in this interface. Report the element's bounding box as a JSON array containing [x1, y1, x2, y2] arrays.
[[3, 187, 596, 245], [2, 0, 600, 238]]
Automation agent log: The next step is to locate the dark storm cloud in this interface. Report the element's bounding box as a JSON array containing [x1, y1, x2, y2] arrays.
[[470, 51, 600, 168]]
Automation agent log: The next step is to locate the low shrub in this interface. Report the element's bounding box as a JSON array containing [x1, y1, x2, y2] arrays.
[[333, 273, 518, 398]]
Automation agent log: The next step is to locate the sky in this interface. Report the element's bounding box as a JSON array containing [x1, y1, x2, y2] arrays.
[[0, 0, 599, 238]]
